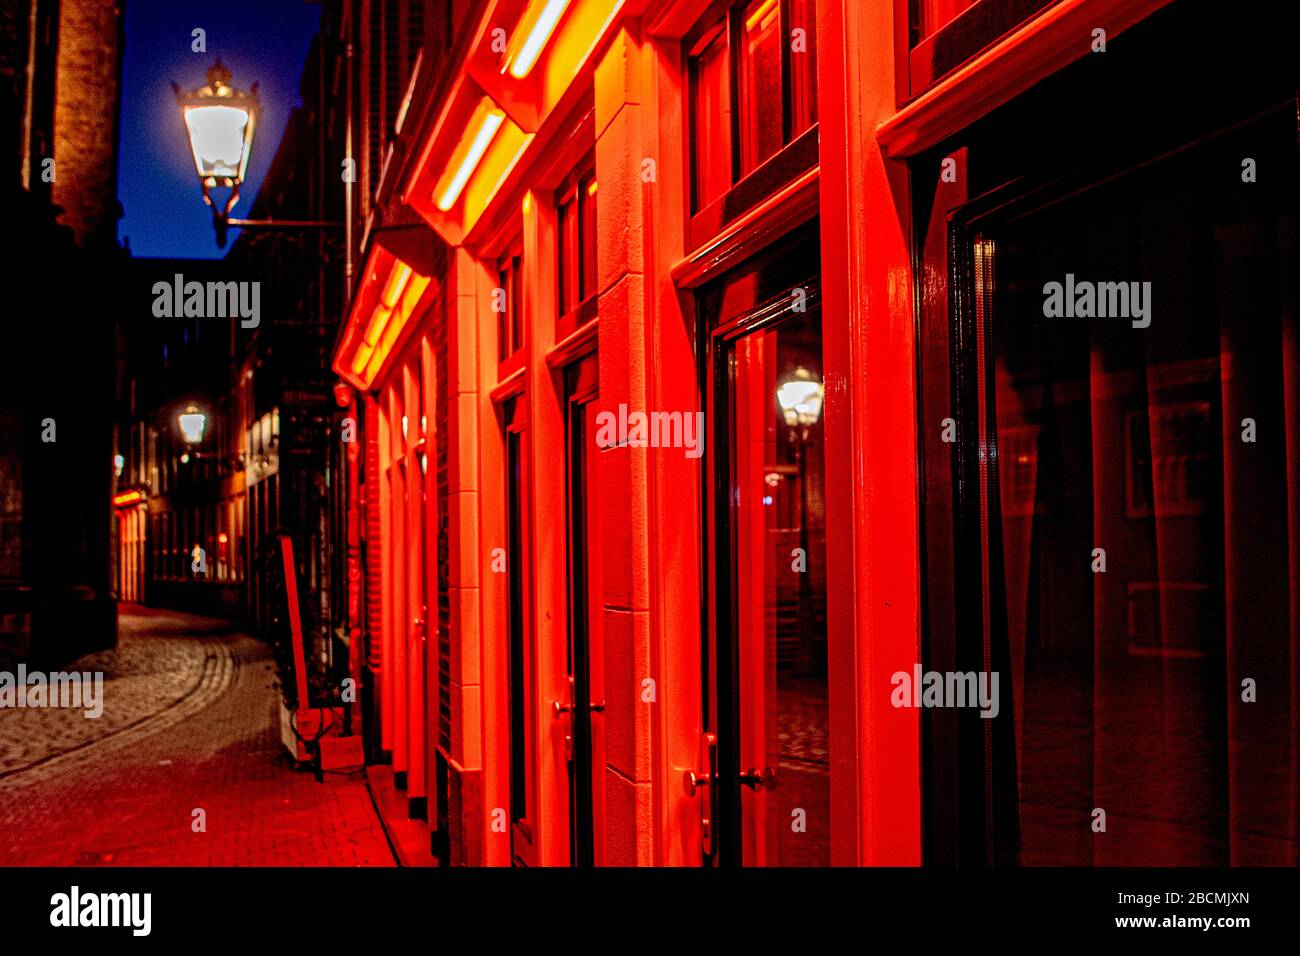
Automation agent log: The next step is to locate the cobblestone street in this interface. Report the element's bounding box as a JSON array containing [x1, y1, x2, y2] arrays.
[[0, 609, 396, 866]]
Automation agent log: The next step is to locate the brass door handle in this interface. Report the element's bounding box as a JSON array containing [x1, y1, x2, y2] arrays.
[[683, 768, 713, 797], [552, 700, 573, 719], [685, 731, 718, 859]]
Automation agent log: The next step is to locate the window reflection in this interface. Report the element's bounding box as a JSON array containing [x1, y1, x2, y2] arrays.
[[737, 0, 783, 177], [788, 0, 818, 135], [690, 25, 731, 211], [978, 115, 1297, 864]]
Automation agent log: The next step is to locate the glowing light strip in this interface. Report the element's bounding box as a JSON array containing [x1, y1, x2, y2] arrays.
[[353, 274, 430, 385], [436, 109, 506, 211], [362, 305, 392, 347], [745, 0, 778, 31], [381, 262, 412, 309], [113, 490, 144, 507], [351, 341, 375, 376], [507, 0, 572, 79]]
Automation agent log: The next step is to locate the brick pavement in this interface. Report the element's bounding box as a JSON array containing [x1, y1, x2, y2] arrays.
[[0, 609, 396, 866]]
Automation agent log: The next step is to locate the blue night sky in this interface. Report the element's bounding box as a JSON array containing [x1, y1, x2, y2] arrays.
[[117, 0, 322, 259]]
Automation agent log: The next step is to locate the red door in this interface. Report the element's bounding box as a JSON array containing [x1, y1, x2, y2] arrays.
[[556, 354, 605, 865]]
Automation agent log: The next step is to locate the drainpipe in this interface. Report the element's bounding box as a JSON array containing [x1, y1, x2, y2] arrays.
[[344, 34, 355, 303]]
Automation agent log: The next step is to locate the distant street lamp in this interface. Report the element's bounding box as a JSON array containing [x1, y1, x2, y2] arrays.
[[776, 367, 823, 677], [179, 406, 207, 445], [174, 60, 339, 248]]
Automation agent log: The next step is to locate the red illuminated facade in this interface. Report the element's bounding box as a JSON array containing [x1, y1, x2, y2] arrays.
[[326, 0, 1300, 866]]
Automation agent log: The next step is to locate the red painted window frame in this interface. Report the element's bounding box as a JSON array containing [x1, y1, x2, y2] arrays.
[[683, 0, 820, 253], [556, 158, 599, 331], [497, 237, 526, 369]]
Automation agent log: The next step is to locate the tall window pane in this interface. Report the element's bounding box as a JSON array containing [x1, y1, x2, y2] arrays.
[[789, 0, 818, 135], [558, 188, 580, 315], [690, 25, 731, 211], [737, 0, 783, 176], [580, 172, 597, 303]]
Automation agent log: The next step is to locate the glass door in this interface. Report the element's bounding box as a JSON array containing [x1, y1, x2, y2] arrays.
[[560, 355, 605, 865], [404, 362, 427, 817], [701, 259, 831, 866], [504, 397, 538, 866]]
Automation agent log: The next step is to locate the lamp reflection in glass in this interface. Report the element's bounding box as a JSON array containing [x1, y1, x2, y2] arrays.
[[776, 367, 823, 429], [179, 406, 207, 445], [776, 366, 823, 677]]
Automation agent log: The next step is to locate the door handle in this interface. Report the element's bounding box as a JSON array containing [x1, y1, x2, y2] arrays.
[[683, 768, 712, 796], [739, 767, 776, 791], [552, 675, 576, 719], [555, 700, 604, 718], [683, 732, 717, 859]]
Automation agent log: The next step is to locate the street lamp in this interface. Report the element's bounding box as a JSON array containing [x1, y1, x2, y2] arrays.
[[174, 60, 258, 247], [776, 367, 823, 677], [174, 60, 340, 248]]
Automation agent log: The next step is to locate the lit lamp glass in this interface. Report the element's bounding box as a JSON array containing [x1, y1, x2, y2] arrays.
[[184, 105, 253, 179], [174, 60, 259, 189], [179, 406, 207, 445], [776, 368, 824, 428]]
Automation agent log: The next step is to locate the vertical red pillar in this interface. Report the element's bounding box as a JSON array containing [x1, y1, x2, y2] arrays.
[[816, 0, 922, 863]]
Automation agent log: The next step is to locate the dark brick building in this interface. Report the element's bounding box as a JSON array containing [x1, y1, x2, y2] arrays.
[[0, 0, 125, 668]]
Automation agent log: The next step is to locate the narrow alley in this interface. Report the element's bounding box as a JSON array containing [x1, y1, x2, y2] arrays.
[[0, 609, 394, 866]]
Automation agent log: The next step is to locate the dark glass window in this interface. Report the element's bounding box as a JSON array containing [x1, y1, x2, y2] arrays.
[[580, 174, 598, 305], [504, 398, 532, 844], [737, 0, 783, 176], [688, 0, 818, 213], [923, 104, 1298, 866], [557, 167, 598, 317], [788, 0, 818, 135], [497, 246, 523, 362], [690, 22, 731, 212]]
